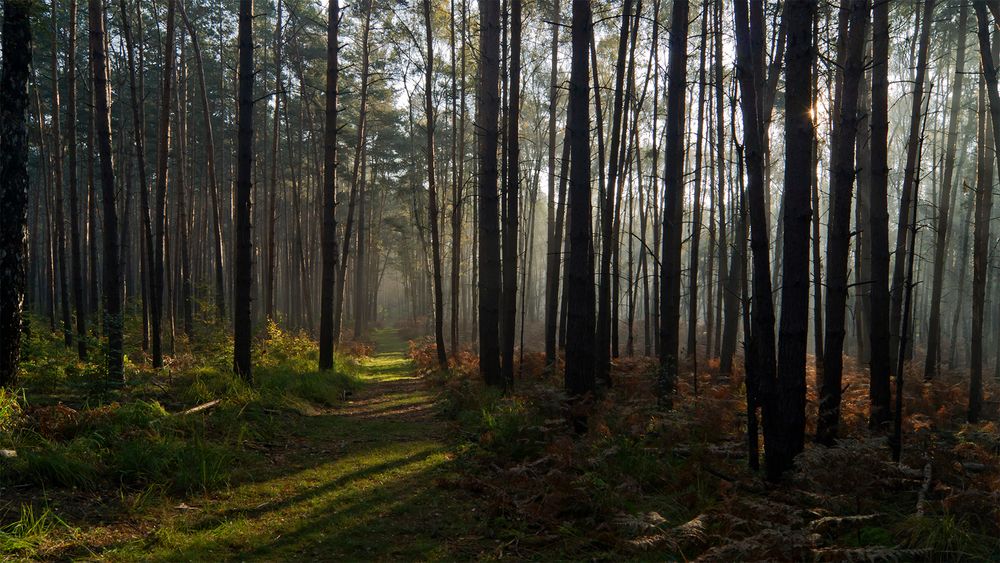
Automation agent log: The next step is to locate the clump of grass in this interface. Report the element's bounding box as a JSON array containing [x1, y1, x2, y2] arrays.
[[894, 514, 991, 560], [0, 387, 24, 433], [0, 505, 71, 557], [9, 437, 102, 489]]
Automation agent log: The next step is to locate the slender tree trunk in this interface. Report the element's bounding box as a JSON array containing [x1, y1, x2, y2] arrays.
[[889, 0, 935, 373], [816, 0, 869, 446], [333, 3, 372, 348], [867, 0, 891, 427], [266, 0, 283, 322], [773, 0, 815, 480], [152, 0, 178, 368], [89, 0, 124, 383], [544, 0, 561, 367], [234, 0, 255, 381], [970, 3, 1000, 423], [179, 3, 225, 320], [51, 0, 72, 348], [500, 0, 522, 386], [0, 0, 32, 389], [733, 0, 778, 472], [596, 0, 633, 387], [478, 0, 503, 386], [687, 9, 707, 367], [66, 0, 87, 360], [425, 4, 449, 366], [319, 0, 340, 370], [659, 0, 689, 406], [925, 4, 969, 380]]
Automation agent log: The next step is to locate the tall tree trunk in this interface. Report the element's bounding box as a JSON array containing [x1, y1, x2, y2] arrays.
[[659, 0, 689, 406], [51, 0, 72, 348], [687, 8, 707, 367], [234, 0, 255, 381], [450, 0, 467, 356], [970, 3, 1000, 424], [564, 0, 596, 404], [544, 0, 561, 367], [266, 0, 283, 322], [319, 0, 340, 370], [816, 0, 869, 446], [67, 0, 87, 360], [889, 0, 935, 373], [152, 0, 178, 368], [925, 4, 969, 380], [596, 0, 634, 387], [500, 0, 522, 386], [478, 0, 502, 387], [0, 0, 32, 389], [333, 3, 371, 349], [732, 0, 778, 472], [179, 2, 226, 320], [424, 0, 448, 370], [90, 0, 124, 383], [868, 0, 891, 427], [773, 0, 815, 480]]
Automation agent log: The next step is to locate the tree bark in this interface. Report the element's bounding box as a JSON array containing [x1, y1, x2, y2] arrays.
[[478, 0, 503, 387], [319, 0, 340, 371], [925, 4, 969, 380], [90, 0, 124, 383], [659, 0, 689, 406], [425, 0, 449, 371], [889, 0, 935, 374], [564, 0, 595, 401], [234, 0, 255, 381], [816, 0, 869, 447], [0, 0, 32, 389]]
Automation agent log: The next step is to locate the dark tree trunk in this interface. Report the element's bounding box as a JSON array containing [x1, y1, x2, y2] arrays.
[[0, 0, 32, 389], [67, 0, 87, 360], [425, 0, 449, 371], [816, 0, 869, 446], [659, 0, 689, 406], [500, 0, 522, 386], [234, 0, 255, 381], [152, 0, 178, 369], [732, 0, 779, 474], [868, 0, 891, 428], [51, 0, 72, 349], [925, 5, 969, 380], [544, 0, 561, 367], [319, 0, 340, 371], [179, 3, 225, 320], [596, 0, 633, 387], [970, 3, 1000, 424], [773, 0, 815, 479], [889, 0, 935, 373], [564, 0, 595, 400], [90, 0, 124, 383]]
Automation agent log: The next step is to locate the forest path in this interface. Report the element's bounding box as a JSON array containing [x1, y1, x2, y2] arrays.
[[113, 329, 485, 561]]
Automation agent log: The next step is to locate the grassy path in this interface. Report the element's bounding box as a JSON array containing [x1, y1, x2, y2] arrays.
[[100, 330, 483, 561]]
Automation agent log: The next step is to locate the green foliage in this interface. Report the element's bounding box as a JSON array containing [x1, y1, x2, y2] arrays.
[[895, 514, 991, 559], [11, 437, 102, 489], [0, 388, 24, 433], [0, 505, 71, 557]]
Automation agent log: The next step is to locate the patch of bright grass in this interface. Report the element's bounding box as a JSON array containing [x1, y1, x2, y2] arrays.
[[0, 505, 72, 557]]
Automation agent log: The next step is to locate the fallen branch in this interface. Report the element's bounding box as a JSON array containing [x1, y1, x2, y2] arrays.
[[177, 399, 221, 416]]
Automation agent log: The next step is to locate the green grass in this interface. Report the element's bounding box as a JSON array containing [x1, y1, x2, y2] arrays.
[[2, 327, 485, 560]]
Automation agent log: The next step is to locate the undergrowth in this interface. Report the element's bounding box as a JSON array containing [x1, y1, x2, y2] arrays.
[[412, 340, 1000, 561], [0, 317, 362, 558]]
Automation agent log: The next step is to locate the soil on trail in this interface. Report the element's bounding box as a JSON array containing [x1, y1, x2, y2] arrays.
[[46, 330, 488, 561]]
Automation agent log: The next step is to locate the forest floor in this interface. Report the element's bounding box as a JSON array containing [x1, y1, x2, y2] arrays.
[[3, 324, 1000, 560], [0, 329, 497, 560]]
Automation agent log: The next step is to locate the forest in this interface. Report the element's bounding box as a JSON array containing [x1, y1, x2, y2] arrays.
[[1, 0, 999, 559]]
